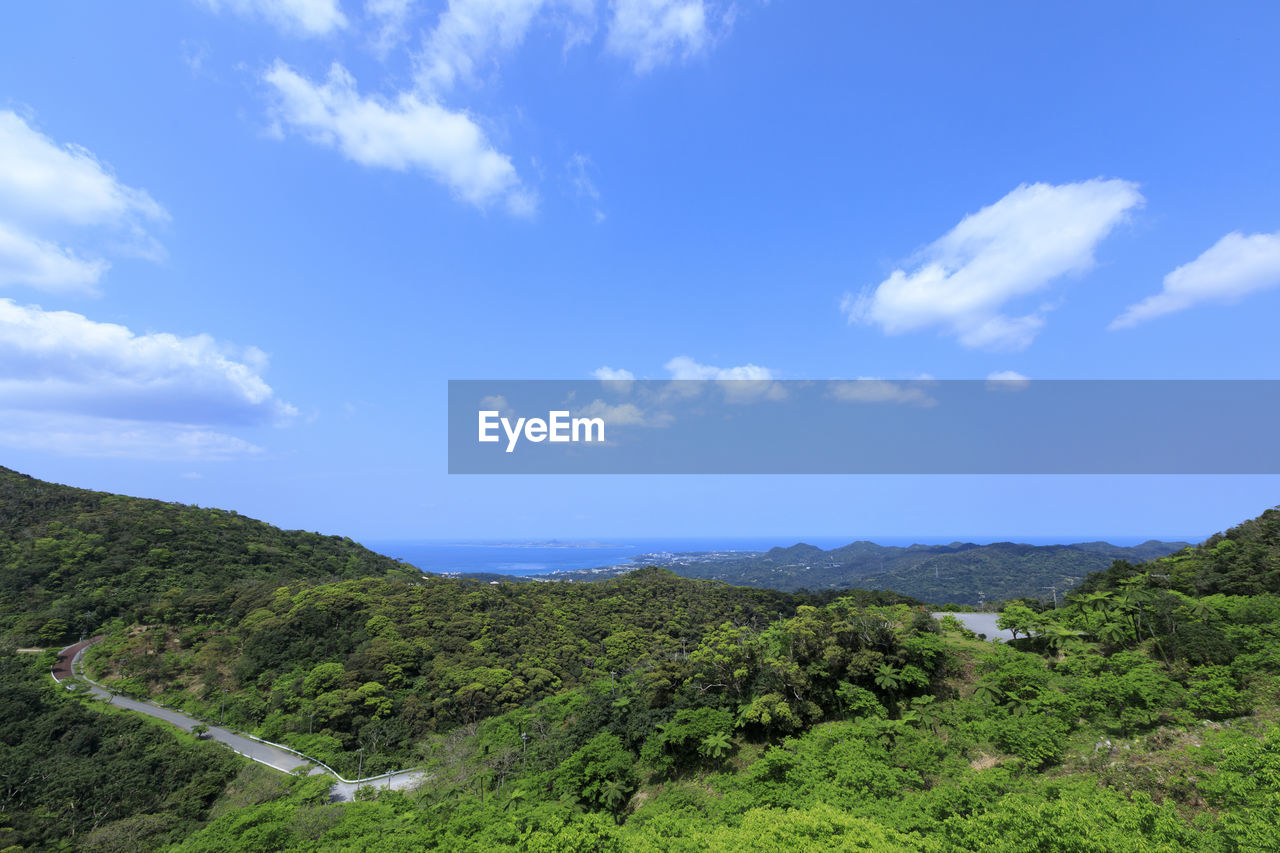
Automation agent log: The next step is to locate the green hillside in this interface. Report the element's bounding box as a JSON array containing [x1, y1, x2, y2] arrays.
[[1078, 507, 1280, 598], [0, 466, 418, 645]]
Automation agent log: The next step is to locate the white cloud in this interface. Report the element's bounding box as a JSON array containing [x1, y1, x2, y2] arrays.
[[413, 0, 596, 93], [478, 393, 516, 417], [264, 61, 535, 215], [198, 0, 348, 36], [0, 299, 295, 426], [664, 355, 784, 402], [664, 355, 772, 381], [1110, 230, 1280, 329], [0, 111, 167, 292], [828, 379, 936, 407], [985, 370, 1031, 391], [575, 398, 672, 427], [0, 411, 264, 461], [417, 0, 546, 92], [844, 179, 1144, 351], [575, 399, 646, 425], [592, 365, 633, 394], [0, 111, 166, 228], [607, 0, 712, 73], [366, 0, 415, 56], [0, 224, 108, 292]]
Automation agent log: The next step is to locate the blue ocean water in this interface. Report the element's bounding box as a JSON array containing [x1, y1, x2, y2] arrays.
[[363, 538, 821, 577], [362, 536, 1162, 578]]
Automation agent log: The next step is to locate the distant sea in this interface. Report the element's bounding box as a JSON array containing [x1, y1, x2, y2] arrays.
[[364, 539, 812, 577], [363, 535, 1175, 578]]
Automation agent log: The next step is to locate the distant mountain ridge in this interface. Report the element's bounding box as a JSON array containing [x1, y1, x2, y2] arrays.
[[646, 538, 1191, 605]]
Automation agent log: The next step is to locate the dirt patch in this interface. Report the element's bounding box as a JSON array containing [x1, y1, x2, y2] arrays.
[[969, 753, 1001, 771], [629, 788, 653, 811]]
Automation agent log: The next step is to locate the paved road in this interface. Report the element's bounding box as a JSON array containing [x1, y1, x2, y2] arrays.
[[54, 639, 428, 800], [329, 769, 428, 801]]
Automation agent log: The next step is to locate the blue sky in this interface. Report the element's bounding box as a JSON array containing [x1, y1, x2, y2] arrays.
[[1, 1, 1278, 543]]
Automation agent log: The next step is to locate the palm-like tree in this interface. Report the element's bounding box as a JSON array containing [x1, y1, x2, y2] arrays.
[[971, 682, 1000, 704], [1095, 619, 1130, 646], [1004, 689, 1030, 717], [601, 778, 629, 812], [1043, 623, 1080, 652], [503, 787, 529, 811], [874, 663, 901, 693], [699, 731, 732, 761], [1081, 590, 1114, 612], [910, 695, 942, 732], [1188, 598, 1221, 624], [1116, 576, 1155, 638]]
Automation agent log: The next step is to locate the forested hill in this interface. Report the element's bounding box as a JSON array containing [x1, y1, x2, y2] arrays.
[[0, 466, 418, 645], [1077, 506, 1280, 598], [652, 538, 1189, 605]]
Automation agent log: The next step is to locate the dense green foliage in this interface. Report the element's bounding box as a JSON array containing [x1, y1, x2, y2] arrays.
[[82, 567, 849, 776], [633, 539, 1187, 604], [160, 604, 1280, 853], [0, 466, 419, 645], [0, 652, 240, 852]]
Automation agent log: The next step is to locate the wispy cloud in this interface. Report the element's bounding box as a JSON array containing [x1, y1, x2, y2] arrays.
[[606, 0, 718, 73], [365, 0, 415, 56], [1111, 230, 1280, 329], [197, 0, 348, 37], [0, 411, 265, 461], [567, 153, 605, 222], [415, 0, 565, 92], [844, 179, 1143, 351]]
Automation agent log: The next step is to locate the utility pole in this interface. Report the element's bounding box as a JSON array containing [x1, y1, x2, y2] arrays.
[[1043, 586, 1060, 608], [220, 690, 227, 724], [357, 747, 364, 780]]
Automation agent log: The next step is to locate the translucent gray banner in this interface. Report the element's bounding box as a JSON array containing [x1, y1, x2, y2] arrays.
[[447, 380, 1280, 474]]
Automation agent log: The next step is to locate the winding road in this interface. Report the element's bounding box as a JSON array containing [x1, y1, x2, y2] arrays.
[[53, 638, 427, 802]]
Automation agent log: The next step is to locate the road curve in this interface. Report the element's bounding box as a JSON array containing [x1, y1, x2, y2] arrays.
[[53, 639, 427, 801]]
